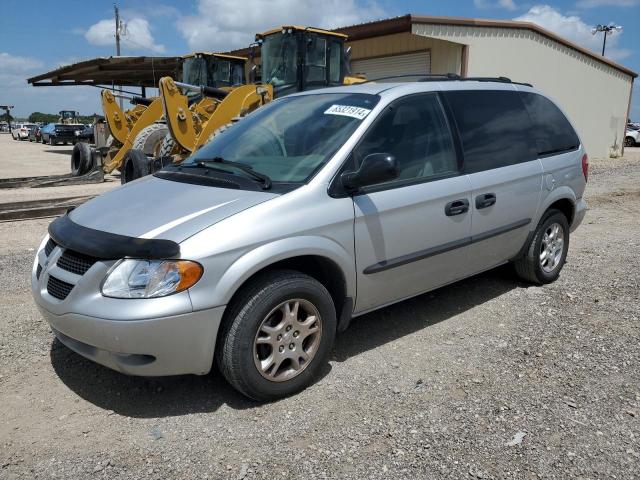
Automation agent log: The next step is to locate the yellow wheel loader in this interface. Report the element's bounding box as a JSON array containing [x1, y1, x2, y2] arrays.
[[121, 26, 365, 183], [118, 53, 249, 183], [71, 53, 249, 181]]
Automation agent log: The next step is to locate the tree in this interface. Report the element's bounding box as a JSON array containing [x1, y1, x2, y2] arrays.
[[28, 112, 59, 123]]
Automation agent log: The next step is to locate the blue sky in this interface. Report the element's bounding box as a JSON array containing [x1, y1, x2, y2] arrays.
[[0, 0, 638, 119]]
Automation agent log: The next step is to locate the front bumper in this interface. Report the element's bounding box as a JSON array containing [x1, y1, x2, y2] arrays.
[[31, 237, 226, 376], [37, 302, 225, 376], [571, 198, 587, 232]]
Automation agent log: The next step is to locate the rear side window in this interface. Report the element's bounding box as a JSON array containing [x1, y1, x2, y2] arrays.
[[443, 90, 536, 173], [520, 92, 580, 156]]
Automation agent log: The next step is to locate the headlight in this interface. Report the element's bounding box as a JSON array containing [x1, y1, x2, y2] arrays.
[[102, 259, 203, 299]]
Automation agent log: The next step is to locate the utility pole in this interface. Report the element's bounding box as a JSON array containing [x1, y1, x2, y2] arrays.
[[114, 3, 123, 108], [591, 23, 623, 57]]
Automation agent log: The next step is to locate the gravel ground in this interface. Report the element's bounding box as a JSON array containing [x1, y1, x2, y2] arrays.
[[0, 150, 638, 479]]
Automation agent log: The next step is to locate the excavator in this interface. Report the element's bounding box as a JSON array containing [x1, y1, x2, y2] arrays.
[[71, 53, 248, 178], [120, 26, 362, 182]]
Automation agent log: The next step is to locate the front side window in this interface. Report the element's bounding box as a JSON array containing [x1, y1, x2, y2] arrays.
[[444, 90, 536, 173], [211, 60, 231, 85], [182, 57, 207, 86], [230, 63, 244, 85], [185, 93, 380, 185], [352, 93, 458, 186], [520, 92, 580, 156], [261, 34, 298, 87]]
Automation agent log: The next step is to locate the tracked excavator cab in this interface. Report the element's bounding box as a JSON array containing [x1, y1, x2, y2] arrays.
[[257, 26, 348, 98]]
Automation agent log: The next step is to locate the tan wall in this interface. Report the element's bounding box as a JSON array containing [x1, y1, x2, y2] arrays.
[[346, 32, 463, 76], [413, 23, 634, 158]]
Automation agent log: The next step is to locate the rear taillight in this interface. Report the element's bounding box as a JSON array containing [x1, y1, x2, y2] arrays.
[[581, 154, 589, 182]]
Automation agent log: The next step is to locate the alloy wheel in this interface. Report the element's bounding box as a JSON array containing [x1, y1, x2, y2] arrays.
[[253, 299, 322, 382], [539, 222, 564, 273]]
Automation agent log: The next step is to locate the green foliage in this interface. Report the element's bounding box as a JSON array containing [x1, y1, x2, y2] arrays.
[[28, 112, 58, 123]]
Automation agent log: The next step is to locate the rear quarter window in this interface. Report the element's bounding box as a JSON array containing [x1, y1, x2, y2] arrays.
[[443, 90, 536, 174], [519, 92, 580, 156]]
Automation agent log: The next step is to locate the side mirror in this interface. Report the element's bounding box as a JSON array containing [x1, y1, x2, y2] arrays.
[[341, 153, 398, 192]]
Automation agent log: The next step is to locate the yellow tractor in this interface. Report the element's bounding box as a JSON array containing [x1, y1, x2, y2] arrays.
[[121, 26, 364, 182], [71, 53, 249, 180], [117, 53, 250, 183]]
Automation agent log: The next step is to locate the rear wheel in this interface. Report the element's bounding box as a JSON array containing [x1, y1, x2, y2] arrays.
[[121, 149, 150, 184], [625, 136, 636, 147], [132, 123, 169, 157], [217, 270, 336, 401], [514, 209, 569, 284]]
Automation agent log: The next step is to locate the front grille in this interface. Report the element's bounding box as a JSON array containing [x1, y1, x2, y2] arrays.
[[44, 238, 57, 256], [57, 249, 98, 276], [36, 264, 42, 280], [47, 276, 74, 300]]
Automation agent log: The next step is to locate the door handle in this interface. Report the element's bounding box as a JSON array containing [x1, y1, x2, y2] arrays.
[[475, 193, 496, 209], [444, 199, 470, 216]]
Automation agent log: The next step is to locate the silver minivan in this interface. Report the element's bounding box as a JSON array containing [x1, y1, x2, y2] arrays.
[[32, 79, 588, 400]]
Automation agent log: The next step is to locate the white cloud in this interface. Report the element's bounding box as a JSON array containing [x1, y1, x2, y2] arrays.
[[515, 5, 632, 60], [85, 17, 165, 53], [0, 52, 44, 72], [0, 53, 102, 118], [575, 0, 638, 7], [176, 0, 387, 51], [474, 0, 518, 11]]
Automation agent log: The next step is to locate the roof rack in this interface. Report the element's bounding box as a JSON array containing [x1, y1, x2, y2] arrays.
[[359, 73, 460, 84], [358, 73, 533, 87]]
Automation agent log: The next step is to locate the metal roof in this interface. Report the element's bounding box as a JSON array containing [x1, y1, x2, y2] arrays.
[[229, 14, 637, 79], [27, 56, 182, 88], [336, 14, 637, 79]]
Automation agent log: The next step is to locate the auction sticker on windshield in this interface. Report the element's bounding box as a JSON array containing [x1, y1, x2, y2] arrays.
[[324, 104, 371, 120]]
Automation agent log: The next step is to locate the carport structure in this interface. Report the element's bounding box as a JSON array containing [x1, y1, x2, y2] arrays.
[[27, 56, 182, 96], [333, 15, 637, 158]]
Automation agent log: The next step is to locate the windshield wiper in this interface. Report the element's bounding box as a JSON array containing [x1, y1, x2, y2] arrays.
[[191, 157, 272, 189]]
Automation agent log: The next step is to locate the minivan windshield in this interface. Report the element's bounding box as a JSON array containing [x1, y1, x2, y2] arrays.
[[184, 93, 380, 185]]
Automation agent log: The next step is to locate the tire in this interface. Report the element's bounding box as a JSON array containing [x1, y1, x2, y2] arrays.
[[206, 122, 233, 144], [514, 209, 570, 284], [158, 133, 176, 157], [132, 123, 169, 156], [217, 270, 336, 401], [625, 136, 636, 147], [121, 149, 150, 184], [70, 142, 94, 176]]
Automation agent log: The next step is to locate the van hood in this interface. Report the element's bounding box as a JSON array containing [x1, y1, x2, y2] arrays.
[[69, 175, 279, 242]]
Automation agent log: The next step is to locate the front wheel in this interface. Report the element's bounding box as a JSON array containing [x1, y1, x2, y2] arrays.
[[625, 136, 636, 147], [217, 270, 336, 401], [514, 209, 569, 284], [120, 149, 150, 184]]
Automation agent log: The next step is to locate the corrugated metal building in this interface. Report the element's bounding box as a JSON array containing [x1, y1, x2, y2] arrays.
[[336, 15, 637, 158]]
